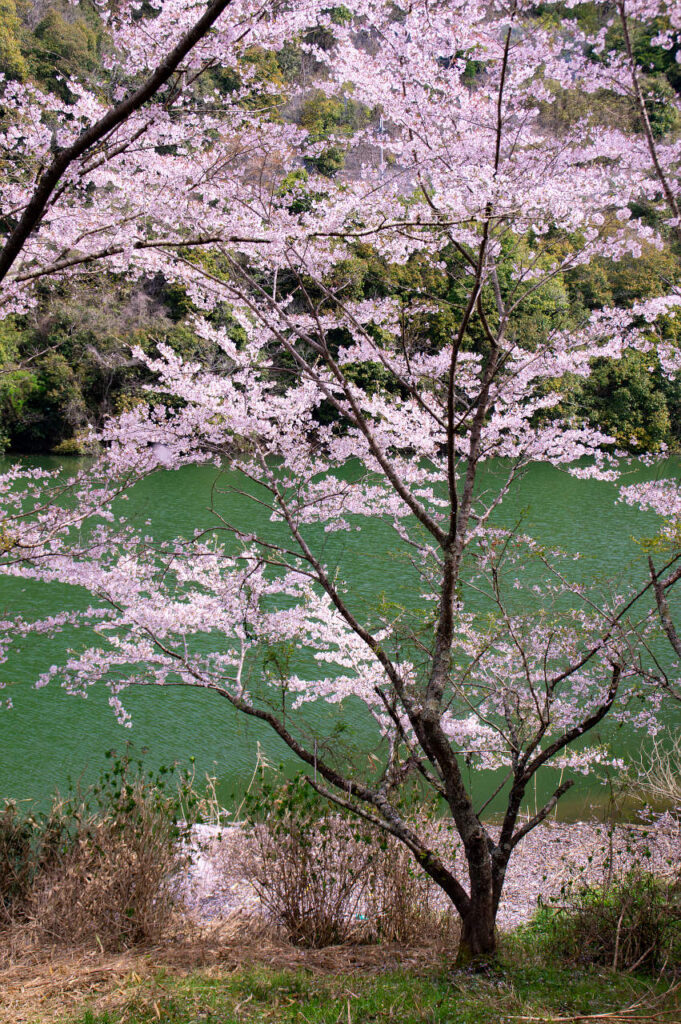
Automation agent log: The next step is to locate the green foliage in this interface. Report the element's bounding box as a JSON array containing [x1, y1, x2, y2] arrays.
[[537, 82, 636, 136], [278, 168, 320, 214], [276, 40, 303, 82], [299, 90, 370, 176], [568, 351, 672, 451], [535, 9, 681, 135], [572, 231, 680, 311], [300, 91, 369, 141], [240, 45, 286, 112], [562, 5, 681, 95], [3, 233, 681, 456], [1, 6, 680, 456], [28, 6, 100, 98], [0, 351, 87, 454], [342, 359, 404, 398], [642, 74, 681, 138], [485, 234, 574, 352], [197, 44, 287, 112], [526, 871, 681, 972], [51, 435, 93, 455], [0, 0, 26, 79], [560, 240, 681, 449], [0, 277, 238, 453], [240, 769, 323, 829], [632, 16, 681, 94], [313, 143, 345, 177]]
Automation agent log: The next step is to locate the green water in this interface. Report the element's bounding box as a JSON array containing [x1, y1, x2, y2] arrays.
[[0, 456, 678, 819]]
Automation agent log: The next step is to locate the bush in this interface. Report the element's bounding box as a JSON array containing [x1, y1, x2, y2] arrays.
[[242, 778, 372, 947], [241, 775, 458, 948], [0, 751, 200, 950], [0, 802, 40, 923], [532, 870, 681, 972], [51, 434, 98, 456], [0, 798, 74, 925], [362, 829, 459, 946]]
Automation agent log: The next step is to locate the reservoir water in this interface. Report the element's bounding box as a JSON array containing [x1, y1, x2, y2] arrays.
[[1, 455, 678, 818]]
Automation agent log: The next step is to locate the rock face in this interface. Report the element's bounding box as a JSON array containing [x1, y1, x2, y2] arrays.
[[180, 816, 680, 930]]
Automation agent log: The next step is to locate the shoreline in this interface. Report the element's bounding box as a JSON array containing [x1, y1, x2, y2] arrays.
[[182, 814, 680, 932]]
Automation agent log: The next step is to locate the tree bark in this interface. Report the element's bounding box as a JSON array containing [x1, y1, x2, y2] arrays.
[[457, 902, 497, 962]]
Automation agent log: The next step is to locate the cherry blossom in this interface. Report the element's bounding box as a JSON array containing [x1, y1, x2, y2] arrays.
[[1, 0, 680, 959]]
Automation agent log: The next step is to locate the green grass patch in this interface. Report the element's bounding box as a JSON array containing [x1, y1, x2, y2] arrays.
[[64, 944, 679, 1024]]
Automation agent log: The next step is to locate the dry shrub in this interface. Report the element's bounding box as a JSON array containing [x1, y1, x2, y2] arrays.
[[1, 750, 198, 951], [245, 812, 373, 947], [629, 734, 681, 811], [363, 823, 460, 946], [0, 802, 37, 926], [241, 777, 459, 949], [26, 782, 189, 949], [0, 798, 74, 927]]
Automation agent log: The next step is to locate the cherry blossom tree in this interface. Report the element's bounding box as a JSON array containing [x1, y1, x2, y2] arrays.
[[593, 0, 681, 674], [2, 0, 681, 959], [614, 0, 681, 237]]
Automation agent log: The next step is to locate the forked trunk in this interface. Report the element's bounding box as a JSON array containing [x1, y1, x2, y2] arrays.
[[456, 905, 497, 964]]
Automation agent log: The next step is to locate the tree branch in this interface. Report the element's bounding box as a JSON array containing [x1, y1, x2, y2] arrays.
[[510, 780, 574, 849], [0, 0, 242, 284]]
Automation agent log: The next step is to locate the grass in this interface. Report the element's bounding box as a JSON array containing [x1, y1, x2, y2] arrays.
[[2, 911, 678, 1023], [51, 933, 680, 1024]]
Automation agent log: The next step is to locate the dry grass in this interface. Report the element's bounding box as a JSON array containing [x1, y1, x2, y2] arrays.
[[1, 761, 198, 955], [1, 916, 678, 1024], [0, 914, 452, 1024], [24, 801, 187, 951]]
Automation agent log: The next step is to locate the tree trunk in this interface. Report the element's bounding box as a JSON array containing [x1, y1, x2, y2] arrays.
[[456, 905, 497, 964]]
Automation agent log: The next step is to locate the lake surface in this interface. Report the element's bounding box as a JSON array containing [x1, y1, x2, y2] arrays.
[[1, 455, 678, 819]]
